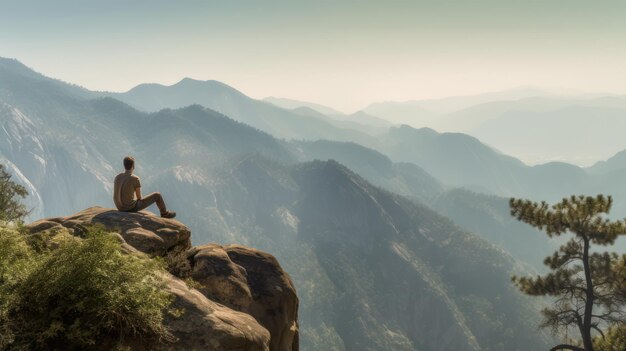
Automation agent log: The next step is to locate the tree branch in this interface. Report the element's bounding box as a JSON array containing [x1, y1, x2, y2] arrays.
[[591, 324, 606, 339]]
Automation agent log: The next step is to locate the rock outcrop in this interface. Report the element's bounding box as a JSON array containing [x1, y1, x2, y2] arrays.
[[26, 206, 191, 256], [26, 206, 299, 351], [188, 244, 299, 351]]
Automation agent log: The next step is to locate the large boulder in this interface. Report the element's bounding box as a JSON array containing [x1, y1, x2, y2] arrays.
[[186, 244, 255, 311], [25, 207, 299, 351], [162, 273, 270, 351], [187, 244, 299, 351]]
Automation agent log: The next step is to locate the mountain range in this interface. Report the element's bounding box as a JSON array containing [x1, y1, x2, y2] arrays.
[[362, 89, 626, 166], [99, 77, 382, 150], [5, 56, 626, 350]]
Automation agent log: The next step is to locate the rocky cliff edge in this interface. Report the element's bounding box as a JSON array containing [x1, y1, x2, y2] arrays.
[[26, 206, 299, 351]]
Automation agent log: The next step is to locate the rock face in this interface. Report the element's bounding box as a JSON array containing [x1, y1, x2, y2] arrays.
[[25, 207, 299, 351], [188, 244, 299, 351], [162, 273, 270, 351]]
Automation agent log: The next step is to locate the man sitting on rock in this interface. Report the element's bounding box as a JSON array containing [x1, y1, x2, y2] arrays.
[[113, 156, 176, 218]]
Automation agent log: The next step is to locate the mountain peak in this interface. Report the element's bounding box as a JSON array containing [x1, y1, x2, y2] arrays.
[[123, 77, 246, 100], [175, 77, 203, 85], [0, 56, 28, 68], [0, 56, 22, 66], [0, 57, 46, 80]]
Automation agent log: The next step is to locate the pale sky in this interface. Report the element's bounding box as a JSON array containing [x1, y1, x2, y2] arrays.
[[2, 0, 626, 112]]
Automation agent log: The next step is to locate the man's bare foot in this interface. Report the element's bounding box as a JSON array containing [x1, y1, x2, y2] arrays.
[[161, 211, 176, 219]]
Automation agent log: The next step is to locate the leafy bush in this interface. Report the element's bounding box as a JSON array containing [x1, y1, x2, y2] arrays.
[[0, 226, 175, 350]]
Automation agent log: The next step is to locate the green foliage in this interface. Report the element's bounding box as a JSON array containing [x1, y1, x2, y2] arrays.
[[0, 164, 29, 223], [182, 277, 203, 290], [0, 225, 175, 350], [510, 195, 626, 351], [0, 227, 37, 349], [594, 326, 626, 351], [510, 195, 624, 244]]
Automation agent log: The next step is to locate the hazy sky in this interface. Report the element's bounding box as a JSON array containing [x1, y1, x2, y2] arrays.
[[2, 0, 626, 112]]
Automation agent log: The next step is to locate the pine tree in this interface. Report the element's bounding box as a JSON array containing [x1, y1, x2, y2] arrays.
[[0, 164, 29, 223], [509, 195, 626, 351]]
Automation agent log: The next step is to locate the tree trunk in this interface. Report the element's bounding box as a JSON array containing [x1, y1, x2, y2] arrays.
[[581, 237, 594, 351]]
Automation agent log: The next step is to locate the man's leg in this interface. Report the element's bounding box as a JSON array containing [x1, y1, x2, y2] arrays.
[[134, 192, 167, 214]]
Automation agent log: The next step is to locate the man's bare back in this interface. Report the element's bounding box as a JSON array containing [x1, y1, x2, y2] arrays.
[[113, 156, 176, 219]]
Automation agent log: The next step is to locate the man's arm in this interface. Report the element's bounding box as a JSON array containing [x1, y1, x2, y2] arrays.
[[134, 177, 142, 200]]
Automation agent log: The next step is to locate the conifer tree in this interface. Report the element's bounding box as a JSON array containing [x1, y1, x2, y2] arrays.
[[0, 164, 29, 223], [509, 195, 626, 351]]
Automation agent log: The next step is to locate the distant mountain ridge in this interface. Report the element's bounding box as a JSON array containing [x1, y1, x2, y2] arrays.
[[100, 77, 380, 148], [366, 87, 553, 115], [264, 96, 392, 129], [366, 89, 626, 166], [263, 96, 344, 115], [362, 87, 552, 126]]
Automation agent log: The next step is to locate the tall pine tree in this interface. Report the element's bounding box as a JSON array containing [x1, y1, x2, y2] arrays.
[[510, 195, 626, 351]]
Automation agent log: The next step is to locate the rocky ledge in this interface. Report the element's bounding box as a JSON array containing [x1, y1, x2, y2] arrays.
[[26, 206, 299, 351]]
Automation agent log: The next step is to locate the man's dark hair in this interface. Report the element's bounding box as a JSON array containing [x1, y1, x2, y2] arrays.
[[123, 156, 135, 171]]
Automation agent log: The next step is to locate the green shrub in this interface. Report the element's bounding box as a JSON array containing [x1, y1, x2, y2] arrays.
[[1, 225, 175, 350], [0, 226, 37, 349]]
